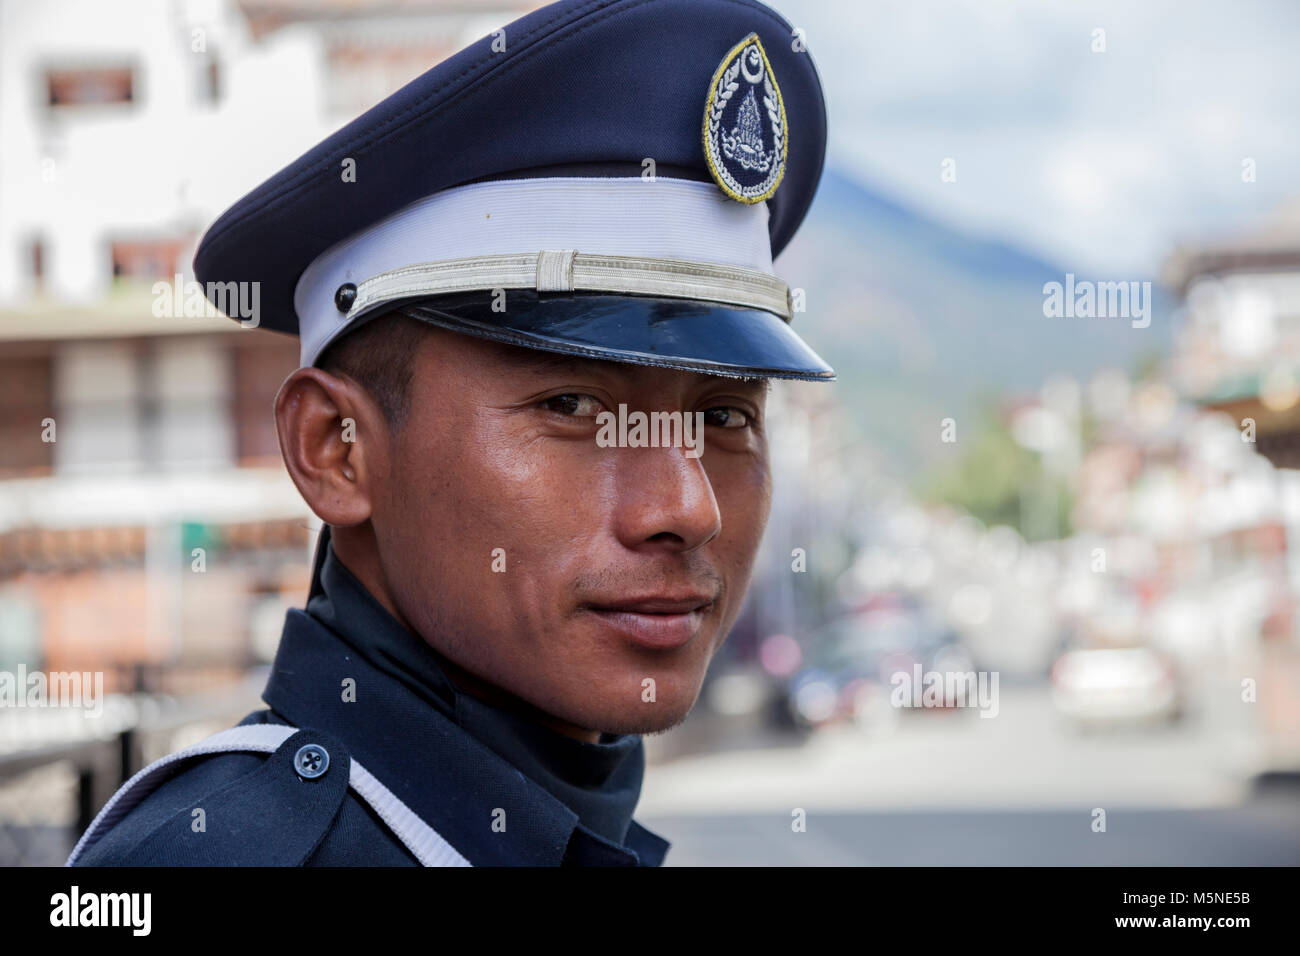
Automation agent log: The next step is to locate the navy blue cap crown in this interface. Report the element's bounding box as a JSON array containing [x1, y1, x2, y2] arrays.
[[193, 0, 828, 341]]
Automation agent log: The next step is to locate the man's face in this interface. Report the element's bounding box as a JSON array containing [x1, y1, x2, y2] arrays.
[[368, 326, 772, 736]]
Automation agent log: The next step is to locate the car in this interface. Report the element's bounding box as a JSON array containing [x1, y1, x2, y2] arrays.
[[1049, 646, 1179, 730], [781, 595, 973, 729]]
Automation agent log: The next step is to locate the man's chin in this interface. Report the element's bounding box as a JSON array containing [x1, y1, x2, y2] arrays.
[[586, 671, 711, 736], [549, 691, 702, 738], [593, 705, 695, 737]]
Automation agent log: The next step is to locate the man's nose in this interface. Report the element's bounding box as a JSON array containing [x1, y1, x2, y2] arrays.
[[611, 444, 722, 554]]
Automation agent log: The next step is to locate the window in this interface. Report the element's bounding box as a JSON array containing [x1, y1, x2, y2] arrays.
[[200, 59, 221, 105], [233, 336, 299, 464], [30, 237, 45, 293], [110, 238, 187, 281], [46, 66, 134, 107], [151, 337, 235, 468], [53, 341, 144, 472], [0, 354, 55, 476], [51, 339, 234, 473]]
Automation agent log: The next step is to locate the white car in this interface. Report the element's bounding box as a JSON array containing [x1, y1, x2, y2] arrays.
[[1050, 647, 1179, 729]]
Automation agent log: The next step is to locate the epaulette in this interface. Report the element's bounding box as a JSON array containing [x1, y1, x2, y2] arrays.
[[69, 726, 351, 866]]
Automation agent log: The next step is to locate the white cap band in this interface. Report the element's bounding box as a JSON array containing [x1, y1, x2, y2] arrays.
[[293, 176, 776, 366]]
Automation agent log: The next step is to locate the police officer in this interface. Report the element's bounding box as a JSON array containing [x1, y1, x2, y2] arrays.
[[69, 0, 833, 867]]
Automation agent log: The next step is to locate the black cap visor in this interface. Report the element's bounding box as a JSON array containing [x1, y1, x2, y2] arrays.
[[393, 292, 834, 382]]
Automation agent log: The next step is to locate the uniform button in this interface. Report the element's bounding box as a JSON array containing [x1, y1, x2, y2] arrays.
[[294, 743, 330, 780], [334, 283, 357, 312]]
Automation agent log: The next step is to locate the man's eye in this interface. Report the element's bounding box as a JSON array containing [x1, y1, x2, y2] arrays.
[[703, 406, 749, 429], [541, 394, 604, 417]]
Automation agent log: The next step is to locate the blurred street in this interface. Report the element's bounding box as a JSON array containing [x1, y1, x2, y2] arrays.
[[640, 683, 1300, 865]]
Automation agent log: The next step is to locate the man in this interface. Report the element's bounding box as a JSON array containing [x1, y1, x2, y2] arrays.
[[69, 0, 832, 867]]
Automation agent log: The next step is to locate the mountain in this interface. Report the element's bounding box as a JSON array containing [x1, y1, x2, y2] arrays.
[[774, 168, 1174, 477]]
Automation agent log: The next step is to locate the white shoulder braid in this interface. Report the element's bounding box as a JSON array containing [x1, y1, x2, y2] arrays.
[[67, 724, 470, 867]]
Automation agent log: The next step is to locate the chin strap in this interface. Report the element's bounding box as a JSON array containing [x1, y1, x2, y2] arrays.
[[306, 523, 332, 605]]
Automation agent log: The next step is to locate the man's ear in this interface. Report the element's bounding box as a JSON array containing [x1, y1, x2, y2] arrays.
[[274, 367, 386, 527]]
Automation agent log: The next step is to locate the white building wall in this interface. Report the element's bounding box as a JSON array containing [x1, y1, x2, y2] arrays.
[[0, 0, 330, 305]]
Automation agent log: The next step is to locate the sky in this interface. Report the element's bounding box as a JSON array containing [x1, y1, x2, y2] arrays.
[[768, 0, 1300, 277]]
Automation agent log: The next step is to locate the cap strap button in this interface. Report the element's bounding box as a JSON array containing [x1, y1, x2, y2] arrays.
[[334, 283, 357, 312]]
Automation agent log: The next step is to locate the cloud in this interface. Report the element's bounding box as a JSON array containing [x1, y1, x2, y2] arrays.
[[770, 0, 1300, 273]]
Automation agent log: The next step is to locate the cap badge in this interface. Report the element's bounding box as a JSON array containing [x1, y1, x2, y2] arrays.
[[703, 33, 787, 204]]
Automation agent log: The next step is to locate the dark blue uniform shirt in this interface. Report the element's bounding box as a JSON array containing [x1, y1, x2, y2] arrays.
[[73, 538, 669, 867]]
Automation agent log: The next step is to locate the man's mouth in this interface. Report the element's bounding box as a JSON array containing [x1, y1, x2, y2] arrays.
[[581, 594, 715, 650]]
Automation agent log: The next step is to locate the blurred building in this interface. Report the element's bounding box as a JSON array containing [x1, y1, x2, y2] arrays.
[[1164, 199, 1300, 468], [1044, 201, 1300, 772], [0, 0, 540, 692]]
